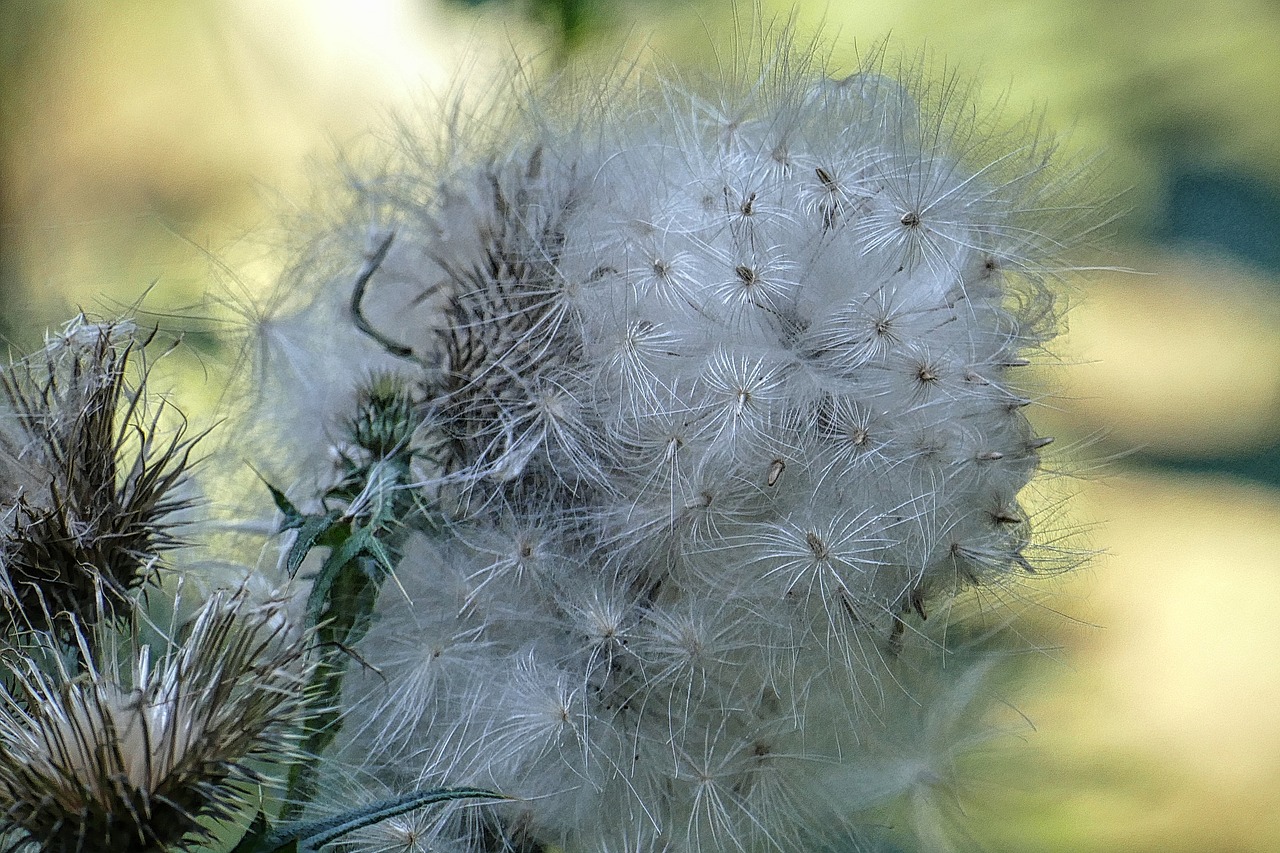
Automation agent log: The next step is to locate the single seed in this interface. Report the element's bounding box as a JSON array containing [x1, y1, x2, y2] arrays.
[[736, 265, 758, 286], [900, 211, 921, 228], [976, 450, 1004, 461], [840, 594, 860, 623], [766, 458, 785, 487], [805, 531, 831, 561], [887, 616, 906, 655], [1026, 435, 1055, 450], [526, 143, 544, 180], [910, 586, 928, 620], [815, 166, 836, 188]]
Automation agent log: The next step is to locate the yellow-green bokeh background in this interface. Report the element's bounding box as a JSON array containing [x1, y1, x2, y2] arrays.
[[3, 2, 1279, 850]]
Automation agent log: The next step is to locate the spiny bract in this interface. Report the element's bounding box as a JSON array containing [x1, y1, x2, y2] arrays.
[[249, 42, 1095, 853], [0, 317, 198, 641], [0, 589, 311, 853]]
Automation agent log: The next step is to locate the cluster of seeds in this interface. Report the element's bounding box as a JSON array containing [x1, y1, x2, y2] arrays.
[[270, 52, 1091, 853]]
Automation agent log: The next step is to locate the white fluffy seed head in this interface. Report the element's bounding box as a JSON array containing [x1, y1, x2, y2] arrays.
[[262, 32, 1098, 853]]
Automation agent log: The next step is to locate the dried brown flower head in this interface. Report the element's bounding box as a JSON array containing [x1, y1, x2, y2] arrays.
[[0, 317, 199, 639], [0, 588, 311, 852]]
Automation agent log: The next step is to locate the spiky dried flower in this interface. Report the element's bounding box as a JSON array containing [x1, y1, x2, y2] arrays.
[[0, 317, 199, 640], [0, 587, 311, 853]]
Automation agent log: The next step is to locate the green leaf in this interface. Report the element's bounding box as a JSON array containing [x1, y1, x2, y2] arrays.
[[361, 533, 397, 578], [284, 522, 394, 821], [302, 525, 358, 628], [251, 465, 303, 528], [228, 810, 297, 853], [265, 787, 507, 853], [285, 511, 343, 579]]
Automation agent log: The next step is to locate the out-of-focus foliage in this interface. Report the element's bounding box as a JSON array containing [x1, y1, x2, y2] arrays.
[[0, 0, 466, 355], [440, 0, 665, 54], [1160, 171, 1280, 274], [0, 0, 67, 344], [760, 0, 1280, 208]]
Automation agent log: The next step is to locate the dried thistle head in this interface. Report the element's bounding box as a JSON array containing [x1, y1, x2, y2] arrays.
[[0, 317, 199, 639], [0, 587, 312, 853]]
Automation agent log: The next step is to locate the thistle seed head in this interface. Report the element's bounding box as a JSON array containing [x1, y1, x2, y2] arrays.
[[250, 33, 1099, 853]]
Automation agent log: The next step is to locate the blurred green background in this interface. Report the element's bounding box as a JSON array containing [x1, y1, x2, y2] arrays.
[[3, 1, 1278, 850]]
